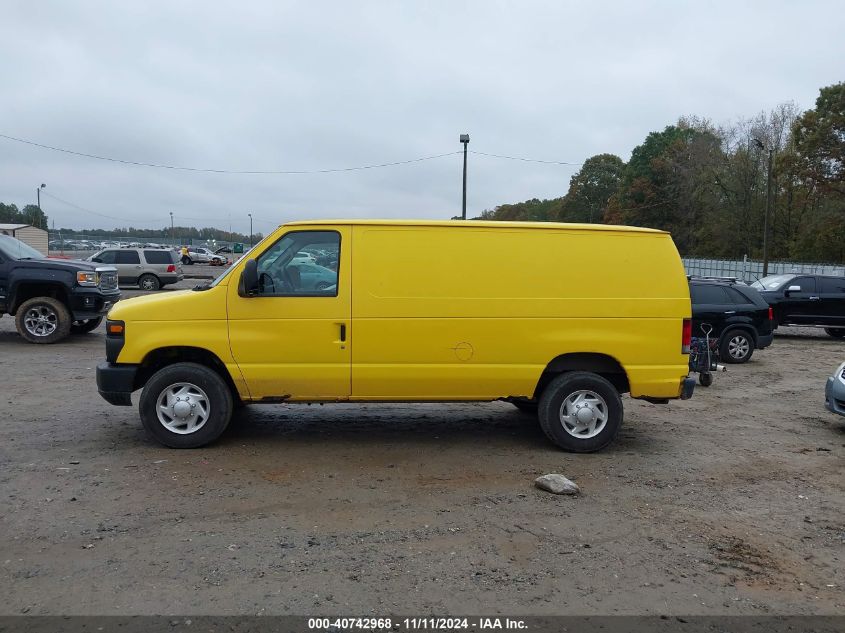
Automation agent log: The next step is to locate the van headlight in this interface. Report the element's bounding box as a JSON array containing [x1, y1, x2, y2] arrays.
[[77, 271, 99, 287]]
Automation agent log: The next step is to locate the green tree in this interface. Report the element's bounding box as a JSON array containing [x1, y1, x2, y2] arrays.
[[558, 154, 624, 223], [793, 82, 845, 197]]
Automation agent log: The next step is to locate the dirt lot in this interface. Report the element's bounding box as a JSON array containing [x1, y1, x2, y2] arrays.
[[1, 285, 843, 615]]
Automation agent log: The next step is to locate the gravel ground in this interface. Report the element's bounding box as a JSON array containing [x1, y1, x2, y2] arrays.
[[1, 286, 843, 616]]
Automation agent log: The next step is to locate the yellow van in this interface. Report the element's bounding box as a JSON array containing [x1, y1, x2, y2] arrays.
[[96, 220, 694, 451]]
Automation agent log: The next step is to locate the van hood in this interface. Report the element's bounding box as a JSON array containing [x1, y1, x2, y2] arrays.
[[108, 286, 227, 322]]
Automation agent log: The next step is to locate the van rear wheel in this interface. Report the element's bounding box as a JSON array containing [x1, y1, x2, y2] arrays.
[[538, 372, 622, 452], [139, 362, 233, 448]]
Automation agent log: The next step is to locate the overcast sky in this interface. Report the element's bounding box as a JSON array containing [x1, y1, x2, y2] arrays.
[[1, 0, 843, 233]]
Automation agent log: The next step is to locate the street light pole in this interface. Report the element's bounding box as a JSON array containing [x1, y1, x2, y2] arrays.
[[248, 213, 253, 247], [460, 134, 470, 220], [36, 183, 46, 229], [170, 211, 174, 246], [763, 147, 774, 277], [754, 139, 774, 277]]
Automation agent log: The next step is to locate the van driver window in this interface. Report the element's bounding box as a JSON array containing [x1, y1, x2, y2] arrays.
[[255, 231, 340, 296]]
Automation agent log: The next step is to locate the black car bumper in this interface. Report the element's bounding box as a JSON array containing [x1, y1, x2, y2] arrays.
[[96, 362, 138, 406], [69, 289, 120, 320], [757, 332, 774, 350]]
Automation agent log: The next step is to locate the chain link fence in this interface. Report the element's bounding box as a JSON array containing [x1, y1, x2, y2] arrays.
[[683, 256, 845, 282], [46, 232, 251, 257]]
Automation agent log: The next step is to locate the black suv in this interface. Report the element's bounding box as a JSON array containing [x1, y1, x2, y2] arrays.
[[689, 277, 774, 363], [0, 234, 120, 344], [752, 274, 845, 338]]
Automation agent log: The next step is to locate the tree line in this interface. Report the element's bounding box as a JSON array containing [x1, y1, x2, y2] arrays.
[[0, 202, 261, 245], [477, 82, 845, 263]]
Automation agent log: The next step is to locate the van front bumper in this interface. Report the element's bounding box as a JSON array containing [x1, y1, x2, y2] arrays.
[[680, 376, 696, 400], [96, 362, 138, 406]]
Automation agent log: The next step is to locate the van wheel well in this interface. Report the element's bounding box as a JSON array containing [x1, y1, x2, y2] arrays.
[[11, 283, 68, 315], [534, 353, 630, 398], [134, 346, 238, 397]]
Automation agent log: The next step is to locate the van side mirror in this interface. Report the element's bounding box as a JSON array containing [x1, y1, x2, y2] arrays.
[[785, 285, 801, 294], [239, 259, 259, 297]]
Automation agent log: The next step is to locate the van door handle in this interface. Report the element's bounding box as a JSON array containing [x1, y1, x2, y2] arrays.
[[339, 323, 346, 342]]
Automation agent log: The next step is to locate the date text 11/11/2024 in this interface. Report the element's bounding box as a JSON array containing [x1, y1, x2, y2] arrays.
[[307, 617, 528, 630]]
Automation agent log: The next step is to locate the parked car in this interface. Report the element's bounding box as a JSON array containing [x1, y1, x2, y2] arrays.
[[184, 247, 227, 266], [88, 247, 183, 290], [689, 277, 774, 363], [824, 362, 845, 416], [0, 233, 119, 343], [289, 262, 338, 290], [97, 219, 695, 452], [752, 274, 845, 337]]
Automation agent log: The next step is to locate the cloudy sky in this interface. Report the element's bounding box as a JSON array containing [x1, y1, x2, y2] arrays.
[[1, 0, 842, 234]]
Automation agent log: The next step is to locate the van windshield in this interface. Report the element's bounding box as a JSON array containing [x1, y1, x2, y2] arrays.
[[0, 234, 45, 260]]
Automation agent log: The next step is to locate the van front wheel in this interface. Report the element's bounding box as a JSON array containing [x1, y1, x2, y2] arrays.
[[139, 362, 233, 448], [538, 372, 622, 452]]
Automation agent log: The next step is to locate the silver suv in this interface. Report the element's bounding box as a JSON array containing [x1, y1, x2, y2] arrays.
[[88, 248, 183, 290]]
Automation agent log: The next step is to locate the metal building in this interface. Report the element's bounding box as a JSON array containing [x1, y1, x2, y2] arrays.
[[0, 223, 49, 255]]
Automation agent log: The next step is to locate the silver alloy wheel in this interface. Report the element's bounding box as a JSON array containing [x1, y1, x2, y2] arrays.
[[728, 334, 750, 360], [559, 389, 609, 439], [140, 276, 157, 290], [155, 382, 211, 434], [23, 304, 58, 337]]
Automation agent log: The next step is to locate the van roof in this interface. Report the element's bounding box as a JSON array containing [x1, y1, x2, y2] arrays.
[[284, 219, 666, 234]]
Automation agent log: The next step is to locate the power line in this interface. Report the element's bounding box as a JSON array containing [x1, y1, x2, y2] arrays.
[[42, 191, 168, 224], [43, 191, 279, 229], [0, 133, 462, 174], [469, 150, 582, 166]]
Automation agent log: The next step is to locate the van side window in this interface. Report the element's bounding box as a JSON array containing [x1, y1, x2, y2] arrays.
[[255, 231, 340, 296]]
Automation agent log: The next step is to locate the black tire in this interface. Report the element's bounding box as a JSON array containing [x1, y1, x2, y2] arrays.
[[719, 329, 754, 364], [699, 372, 714, 387], [824, 328, 845, 339], [315, 281, 331, 291], [537, 372, 623, 452], [71, 316, 103, 334], [14, 297, 72, 344], [511, 399, 538, 414], [139, 362, 233, 448], [138, 274, 160, 291]]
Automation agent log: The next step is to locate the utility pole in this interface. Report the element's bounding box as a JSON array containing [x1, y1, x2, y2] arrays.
[[763, 147, 774, 277], [170, 211, 174, 246], [460, 134, 470, 219], [753, 139, 774, 277], [248, 213, 253, 247], [36, 183, 46, 228]]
